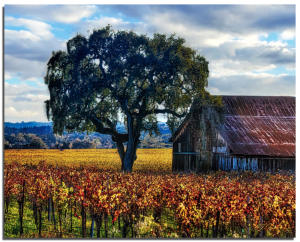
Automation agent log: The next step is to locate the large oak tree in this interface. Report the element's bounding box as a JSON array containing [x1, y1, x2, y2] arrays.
[[45, 26, 210, 172]]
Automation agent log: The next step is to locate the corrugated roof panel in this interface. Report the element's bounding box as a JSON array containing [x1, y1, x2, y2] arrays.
[[221, 96, 295, 157], [222, 96, 295, 117]]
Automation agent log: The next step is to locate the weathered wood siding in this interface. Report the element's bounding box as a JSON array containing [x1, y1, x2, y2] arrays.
[[213, 154, 295, 172], [172, 111, 215, 172]]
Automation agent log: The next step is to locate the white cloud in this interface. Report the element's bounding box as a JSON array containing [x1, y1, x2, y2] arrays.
[[5, 72, 12, 80], [51, 5, 97, 23], [6, 29, 40, 42], [143, 12, 233, 48], [207, 73, 295, 96], [6, 5, 97, 24], [5, 106, 40, 122], [280, 29, 295, 40], [79, 16, 146, 36], [5, 82, 49, 122], [5, 82, 48, 97], [5, 16, 53, 39]]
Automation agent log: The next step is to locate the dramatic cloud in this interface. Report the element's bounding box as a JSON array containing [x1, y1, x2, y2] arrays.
[[5, 54, 48, 80], [4, 5, 295, 122], [109, 5, 295, 34], [5, 29, 64, 62], [5, 16, 65, 81]]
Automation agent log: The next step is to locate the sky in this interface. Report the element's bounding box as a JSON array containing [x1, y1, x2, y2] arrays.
[[4, 4, 296, 122]]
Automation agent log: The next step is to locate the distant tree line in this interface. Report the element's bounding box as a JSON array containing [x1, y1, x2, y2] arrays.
[[4, 133, 48, 149], [4, 133, 100, 150], [4, 123, 172, 149], [4, 132, 171, 149]]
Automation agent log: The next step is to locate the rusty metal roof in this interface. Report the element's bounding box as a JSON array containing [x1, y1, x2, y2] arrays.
[[222, 96, 295, 117], [221, 96, 295, 157], [171, 96, 295, 157]]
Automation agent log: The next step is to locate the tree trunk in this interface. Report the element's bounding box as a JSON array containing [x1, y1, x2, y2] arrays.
[[123, 115, 139, 172], [123, 145, 138, 172], [116, 141, 125, 170]]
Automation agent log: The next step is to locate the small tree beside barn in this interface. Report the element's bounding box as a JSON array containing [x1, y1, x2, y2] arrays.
[[171, 96, 295, 172]]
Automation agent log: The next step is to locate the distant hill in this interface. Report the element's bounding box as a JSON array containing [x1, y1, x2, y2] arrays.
[[4, 121, 172, 149], [5, 121, 52, 128]]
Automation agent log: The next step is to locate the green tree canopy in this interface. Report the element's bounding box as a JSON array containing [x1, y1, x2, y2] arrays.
[[45, 26, 210, 171]]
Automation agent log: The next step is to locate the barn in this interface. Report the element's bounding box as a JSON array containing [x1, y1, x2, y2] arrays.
[[171, 96, 295, 172]]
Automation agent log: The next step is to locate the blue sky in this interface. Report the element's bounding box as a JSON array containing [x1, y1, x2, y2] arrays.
[[4, 4, 295, 122]]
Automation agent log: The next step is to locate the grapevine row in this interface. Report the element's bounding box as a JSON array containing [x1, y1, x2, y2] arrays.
[[4, 162, 295, 238]]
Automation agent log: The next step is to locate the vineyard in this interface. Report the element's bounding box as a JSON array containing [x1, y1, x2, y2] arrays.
[[4, 149, 172, 173], [4, 149, 295, 238]]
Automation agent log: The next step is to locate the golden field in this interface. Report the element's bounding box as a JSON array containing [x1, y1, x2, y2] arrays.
[[4, 149, 172, 173]]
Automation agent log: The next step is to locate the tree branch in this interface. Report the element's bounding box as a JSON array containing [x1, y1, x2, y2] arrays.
[[88, 113, 128, 142]]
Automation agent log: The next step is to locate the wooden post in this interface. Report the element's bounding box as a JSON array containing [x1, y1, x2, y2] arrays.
[[48, 197, 51, 221], [122, 216, 129, 238], [58, 210, 62, 238], [90, 216, 95, 238], [38, 207, 42, 237], [18, 180, 25, 236], [104, 213, 108, 238], [81, 190, 86, 237], [95, 214, 102, 238], [259, 159, 262, 171], [33, 201, 38, 228], [51, 198, 56, 230], [213, 211, 220, 237], [70, 200, 73, 232]]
